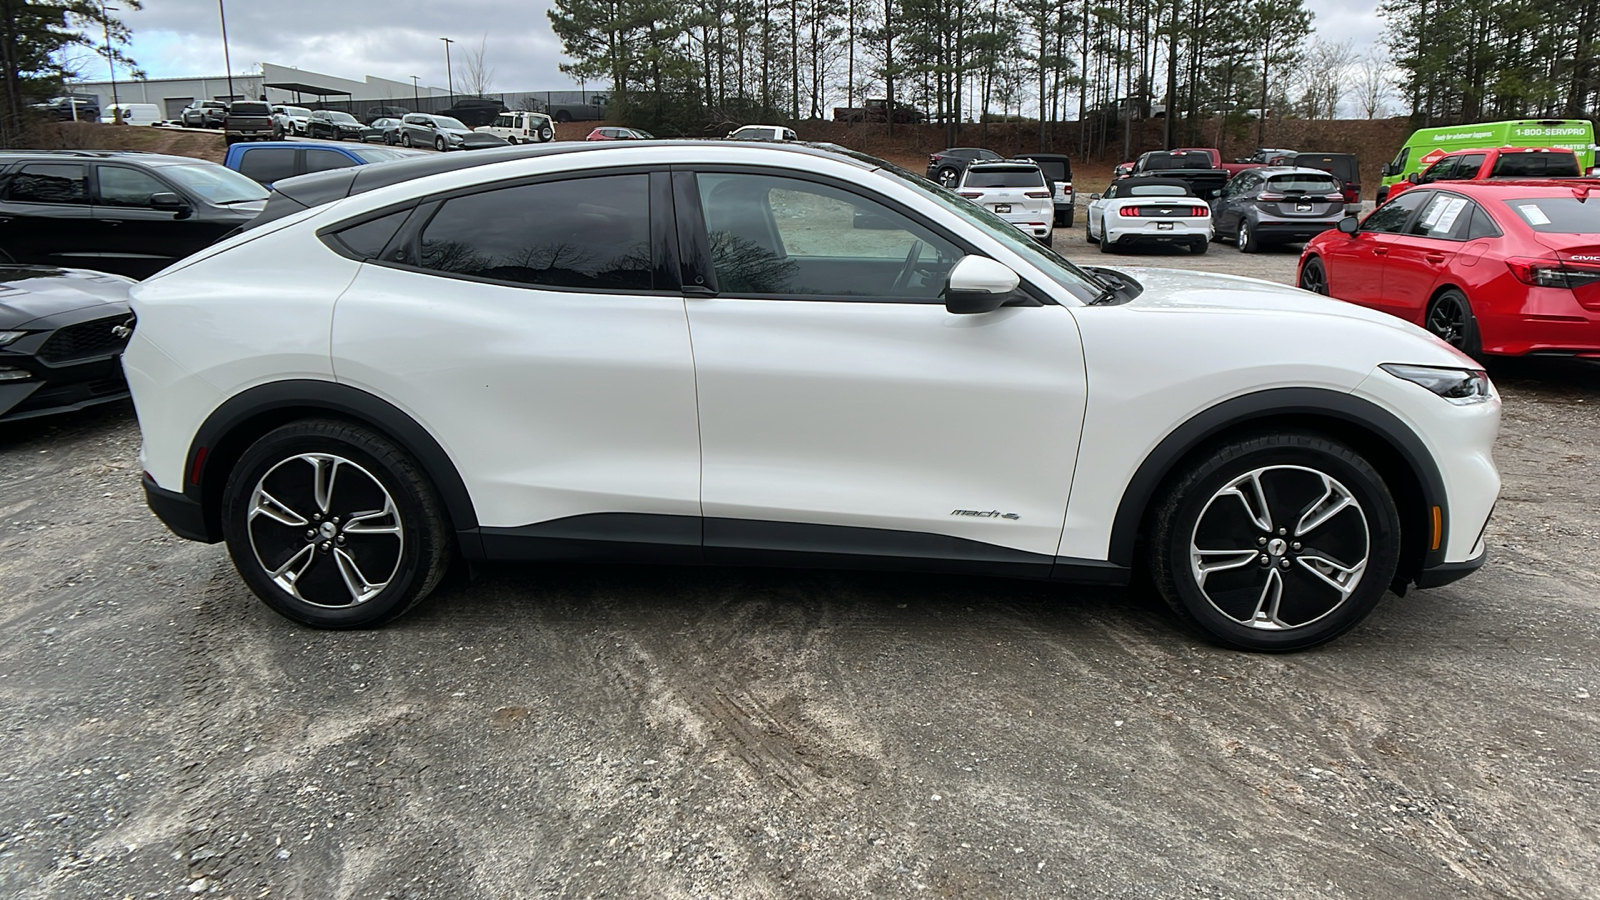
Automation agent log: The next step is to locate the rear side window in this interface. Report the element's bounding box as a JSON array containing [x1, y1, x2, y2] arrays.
[[1490, 153, 1580, 178], [1267, 174, 1338, 193], [965, 168, 1044, 188], [7, 164, 87, 204], [237, 147, 298, 184], [417, 174, 651, 290], [304, 149, 357, 174], [329, 208, 412, 259], [1502, 198, 1600, 233]]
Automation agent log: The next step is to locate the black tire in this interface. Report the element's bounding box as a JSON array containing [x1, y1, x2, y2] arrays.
[[1237, 220, 1258, 253], [1040, 233, 1054, 249], [435, 136, 447, 152], [1063, 207, 1074, 229], [1190, 239, 1209, 255], [1098, 228, 1115, 253], [1425, 288, 1483, 359], [1148, 433, 1401, 652], [1299, 257, 1329, 295], [936, 166, 960, 188], [220, 420, 453, 629], [554, 110, 572, 123], [539, 126, 553, 142], [1085, 218, 1099, 244], [401, 132, 413, 148]]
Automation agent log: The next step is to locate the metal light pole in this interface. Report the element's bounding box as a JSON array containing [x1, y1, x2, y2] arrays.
[[410, 76, 420, 111], [101, 1, 121, 123], [440, 38, 454, 107], [218, 0, 236, 100]]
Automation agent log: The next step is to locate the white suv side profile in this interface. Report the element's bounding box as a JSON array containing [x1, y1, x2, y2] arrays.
[[475, 110, 555, 144], [123, 143, 1500, 651]]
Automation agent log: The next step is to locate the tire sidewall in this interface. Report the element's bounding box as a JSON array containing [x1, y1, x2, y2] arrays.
[[221, 423, 444, 629], [1155, 436, 1401, 651]]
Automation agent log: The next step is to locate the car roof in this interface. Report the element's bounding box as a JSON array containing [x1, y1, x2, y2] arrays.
[[1252, 166, 1342, 177], [0, 149, 210, 168], [1411, 180, 1600, 195], [967, 160, 1041, 169], [256, 140, 881, 225], [1437, 146, 1574, 156]]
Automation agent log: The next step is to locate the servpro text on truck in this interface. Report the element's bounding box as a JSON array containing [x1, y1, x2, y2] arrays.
[[1378, 119, 1597, 201]]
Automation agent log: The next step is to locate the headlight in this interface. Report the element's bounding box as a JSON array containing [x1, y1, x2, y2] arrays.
[[0, 330, 26, 347], [1380, 363, 1491, 404]]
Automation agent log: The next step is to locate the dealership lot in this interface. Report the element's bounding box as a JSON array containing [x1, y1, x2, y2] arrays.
[[1, 234, 1597, 898]]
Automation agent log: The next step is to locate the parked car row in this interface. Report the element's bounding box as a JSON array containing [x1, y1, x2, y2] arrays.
[[224, 141, 424, 187]]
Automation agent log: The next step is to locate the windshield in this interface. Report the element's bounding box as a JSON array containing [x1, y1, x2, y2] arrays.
[[964, 167, 1045, 188], [434, 117, 468, 130], [330, 112, 358, 124], [634, 130, 655, 139], [1267, 174, 1339, 192], [283, 107, 310, 117], [159, 164, 269, 204], [1502, 197, 1600, 233], [858, 154, 1102, 303]]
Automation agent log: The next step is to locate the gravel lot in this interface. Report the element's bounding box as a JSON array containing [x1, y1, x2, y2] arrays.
[[2, 225, 1597, 899]]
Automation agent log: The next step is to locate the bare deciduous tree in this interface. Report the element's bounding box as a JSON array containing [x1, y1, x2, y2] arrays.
[[1294, 38, 1356, 119], [1353, 49, 1394, 119], [461, 35, 494, 97]]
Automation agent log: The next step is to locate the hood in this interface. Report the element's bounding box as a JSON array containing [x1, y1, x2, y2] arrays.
[[0, 266, 135, 328]]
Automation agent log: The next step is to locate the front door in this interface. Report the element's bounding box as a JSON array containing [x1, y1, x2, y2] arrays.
[[90, 164, 206, 279], [330, 170, 703, 538], [677, 169, 1087, 568], [1381, 191, 1471, 325], [1323, 190, 1430, 308]]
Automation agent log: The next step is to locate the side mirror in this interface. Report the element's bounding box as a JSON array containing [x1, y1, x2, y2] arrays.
[[150, 192, 188, 212], [1209, 189, 1222, 199], [1337, 215, 1360, 235], [944, 255, 1020, 315], [1089, 193, 1102, 201]]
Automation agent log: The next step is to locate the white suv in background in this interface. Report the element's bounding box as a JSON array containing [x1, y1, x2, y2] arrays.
[[726, 125, 799, 142], [123, 142, 1499, 651], [955, 160, 1055, 246], [475, 110, 555, 144]]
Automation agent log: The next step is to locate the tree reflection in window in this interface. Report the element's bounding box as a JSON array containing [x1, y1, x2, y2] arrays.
[[417, 175, 651, 290]]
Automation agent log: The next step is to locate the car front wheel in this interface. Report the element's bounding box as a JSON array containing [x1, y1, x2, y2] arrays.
[[1148, 433, 1401, 651], [221, 420, 453, 629], [1085, 217, 1099, 244], [1299, 257, 1329, 294], [435, 136, 447, 152]]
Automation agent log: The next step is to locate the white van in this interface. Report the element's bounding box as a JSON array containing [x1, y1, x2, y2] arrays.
[[101, 103, 163, 125], [475, 110, 554, 144]]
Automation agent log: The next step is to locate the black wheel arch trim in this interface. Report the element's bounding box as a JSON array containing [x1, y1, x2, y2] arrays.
[[179, 380, 481, 555], [1108, 387, 1450, 578]]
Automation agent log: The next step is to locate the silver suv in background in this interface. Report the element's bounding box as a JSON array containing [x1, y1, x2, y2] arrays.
[[1210, 166, 1349, 253]]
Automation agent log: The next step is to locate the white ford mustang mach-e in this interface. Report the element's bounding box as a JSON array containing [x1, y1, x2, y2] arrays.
[[123, 142, 1500, 650]]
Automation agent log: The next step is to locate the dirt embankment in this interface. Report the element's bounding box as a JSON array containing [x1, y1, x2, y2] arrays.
[[17, 121, 228, 163]]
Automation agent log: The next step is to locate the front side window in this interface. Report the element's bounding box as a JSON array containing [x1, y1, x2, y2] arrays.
[[304, 149, 358, 173], [1362, 190, 1429, 233], [1440, 154, 1485, 180], [695, 172, 960, 301], [417, 174, 651, 290], [8, 164, 88, 204], [97, 166, 171, 207]]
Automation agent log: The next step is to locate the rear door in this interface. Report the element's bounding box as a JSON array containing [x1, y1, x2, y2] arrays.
[[0, 163, 96, 269], [1380, 191, 1474, 323], [330, 169, 703, 537], [677, 168, 1086, 566]]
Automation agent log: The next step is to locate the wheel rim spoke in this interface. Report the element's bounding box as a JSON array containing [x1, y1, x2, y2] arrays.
[[1190, 464, 1371, 631], [247, 452, 405, 610]]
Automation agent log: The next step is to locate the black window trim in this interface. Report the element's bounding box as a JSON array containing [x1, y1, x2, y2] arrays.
[[670, 162, 1050, 307], [333, 164, 679, 296]]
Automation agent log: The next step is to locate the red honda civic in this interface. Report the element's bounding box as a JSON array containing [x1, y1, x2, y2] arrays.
[[1298, 181, 1600, 359]]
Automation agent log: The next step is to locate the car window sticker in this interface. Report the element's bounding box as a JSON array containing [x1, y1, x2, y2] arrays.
[[1431, 197, 1469, 235], [1517, 204, 1551, 226]]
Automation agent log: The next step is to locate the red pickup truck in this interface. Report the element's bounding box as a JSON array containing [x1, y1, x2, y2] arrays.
[[1176, 147, 1263, 179], [1382, 146, 1581, 203]]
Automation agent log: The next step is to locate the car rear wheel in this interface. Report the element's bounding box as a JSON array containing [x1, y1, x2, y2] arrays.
[[1299, 257, 1329, 294], [1191, 239, 1209, 255], [1098, 228, 1115, 253], [1425, 288, 1483, 359], [401, 132, 412, 148], [1063, 208, 1074, 228], [221, 420, 453, 629], [1148, 433, 1401, 652], [539, 126, 553, 141], [1237, 221, 1258, 253], [937, 167, 959, 188]]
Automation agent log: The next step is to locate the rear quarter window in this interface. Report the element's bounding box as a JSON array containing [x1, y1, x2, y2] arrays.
[[237, 147, 298, 184]]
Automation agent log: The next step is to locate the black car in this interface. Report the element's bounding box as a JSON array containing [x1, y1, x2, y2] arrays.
[[926, 147, 1002, 188], [440, 98, 507, 128], [0, 265, 135, 422], [0, 150, 269, 280], [305, 110, 365, 141], [36, 96, 100, 123], [1013, 152, 1075, 227]]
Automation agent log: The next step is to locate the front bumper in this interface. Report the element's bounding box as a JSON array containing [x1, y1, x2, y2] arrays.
[[1416, 546, 1487, 588], [0, 306, 133, 422], [995, 212, 1052, 239]]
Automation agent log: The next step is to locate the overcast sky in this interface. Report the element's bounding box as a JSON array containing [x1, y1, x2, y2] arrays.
[[105, 0, 1388, 93]]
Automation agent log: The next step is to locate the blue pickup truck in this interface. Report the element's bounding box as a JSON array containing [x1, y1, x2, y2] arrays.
[[224, 141, 422, 187]]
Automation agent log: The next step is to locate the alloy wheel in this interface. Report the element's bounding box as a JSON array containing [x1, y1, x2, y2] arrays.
[[1299, 259, 1328, 294], [1428, 294, 1469, 347], [1189, 465, 1370, 631], [246, 453, 404, 609]]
